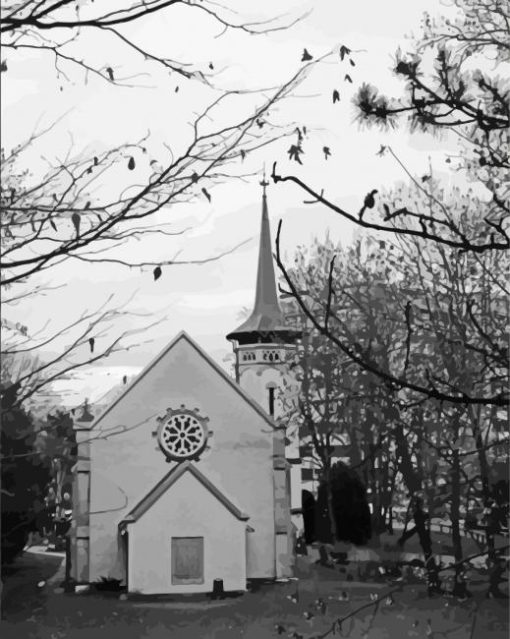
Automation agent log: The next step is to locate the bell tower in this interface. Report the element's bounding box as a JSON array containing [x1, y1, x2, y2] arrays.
[[226, 177, 301, 579], [226, 177, 300, 418]]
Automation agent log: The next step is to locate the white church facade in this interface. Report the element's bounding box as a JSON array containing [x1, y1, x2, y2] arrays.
[[70, 181, 304, 594]]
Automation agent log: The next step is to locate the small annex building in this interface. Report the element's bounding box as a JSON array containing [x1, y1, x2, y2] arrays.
[[71, 180, 301, 594]]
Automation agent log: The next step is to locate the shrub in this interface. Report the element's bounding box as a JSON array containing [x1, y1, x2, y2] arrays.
[[316, 462, 372, 546]]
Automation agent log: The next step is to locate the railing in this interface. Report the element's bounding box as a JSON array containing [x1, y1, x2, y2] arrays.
[[393, 520, 509, 545], [238, 345, 295, 364]]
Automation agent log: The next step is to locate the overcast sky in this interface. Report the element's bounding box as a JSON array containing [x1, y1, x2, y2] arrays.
[[3, 0, 454, 403]]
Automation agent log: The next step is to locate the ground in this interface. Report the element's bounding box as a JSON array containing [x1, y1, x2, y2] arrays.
[[1, 542, 508, 639]]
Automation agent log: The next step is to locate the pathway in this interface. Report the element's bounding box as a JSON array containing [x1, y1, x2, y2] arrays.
[[1, 546, 64, 620]]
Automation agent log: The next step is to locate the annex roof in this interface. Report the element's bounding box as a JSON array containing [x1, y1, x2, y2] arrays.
[[120, 461, 249, 525]]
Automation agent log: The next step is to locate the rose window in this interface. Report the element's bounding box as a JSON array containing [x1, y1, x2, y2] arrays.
[[156, 407, 209, 461]]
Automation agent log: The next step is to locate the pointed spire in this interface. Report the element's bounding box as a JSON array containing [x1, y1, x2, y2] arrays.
[[226, 177, 299, 345], [253, 174, 281, 317]]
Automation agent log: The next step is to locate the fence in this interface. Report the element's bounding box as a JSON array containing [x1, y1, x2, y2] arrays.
[[394, 519, 509, 545]]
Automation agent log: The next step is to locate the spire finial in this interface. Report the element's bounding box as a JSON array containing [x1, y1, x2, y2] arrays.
[[260, 165, 268, 197]]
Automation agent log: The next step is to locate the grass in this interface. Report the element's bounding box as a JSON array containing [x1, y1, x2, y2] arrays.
[[1, 545, 508, 639]]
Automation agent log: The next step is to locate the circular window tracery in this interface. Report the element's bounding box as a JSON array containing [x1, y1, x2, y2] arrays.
[[156, 407, 209, 461]]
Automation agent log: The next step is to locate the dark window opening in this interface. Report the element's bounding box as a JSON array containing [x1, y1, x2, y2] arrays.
[[268, 386, 275, 416]]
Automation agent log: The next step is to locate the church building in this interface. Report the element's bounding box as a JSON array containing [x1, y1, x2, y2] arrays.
[[70, 180, 302, 594]]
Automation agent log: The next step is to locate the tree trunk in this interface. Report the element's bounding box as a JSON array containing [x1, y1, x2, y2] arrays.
[[385, 462, 398, 535], [369, 448, 385, 542], [450, 449, 469, 598], [380, 458, 396, 534], [387, 505, 394, 535], [412, 498, 442, 595], [395, 423, 441, 595], [324, 465, 338, 543], [471, 415, 505, 598]]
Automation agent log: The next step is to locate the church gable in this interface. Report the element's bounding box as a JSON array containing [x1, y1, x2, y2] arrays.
[[89, 331, 276, 435], [121, 461, 250, 525]]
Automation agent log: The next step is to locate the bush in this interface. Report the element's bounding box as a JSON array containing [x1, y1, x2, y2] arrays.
[[1, 383, 51, 564], [94, 577, 124, 592], [316, 462, 372, 546]]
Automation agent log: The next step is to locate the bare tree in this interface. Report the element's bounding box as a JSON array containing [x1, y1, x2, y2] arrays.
[[276, 182, 509, 407], [280, 227, 508, 594], [1, 2, 326, 407], [1, 58, 317, 288], [1, 289, 168, 406], [281, 270, 397, 539], [0, 1, 306, 86], [272, 0, 509, 253]]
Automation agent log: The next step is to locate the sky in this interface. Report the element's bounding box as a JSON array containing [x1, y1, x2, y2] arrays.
[[2, 0, 454, 405]]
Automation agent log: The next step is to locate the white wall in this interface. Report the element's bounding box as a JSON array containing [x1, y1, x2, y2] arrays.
[[128, 471, 246, 594], [290, 464, 302, 512]]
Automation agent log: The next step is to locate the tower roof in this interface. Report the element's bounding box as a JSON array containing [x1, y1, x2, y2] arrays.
[[226, 180, 300, 345]]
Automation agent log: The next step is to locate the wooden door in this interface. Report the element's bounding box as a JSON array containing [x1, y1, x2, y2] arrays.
[[171, 537, 204, 584]]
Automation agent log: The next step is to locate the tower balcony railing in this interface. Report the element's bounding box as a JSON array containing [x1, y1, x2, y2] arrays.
[[238, 343, 295, 364]]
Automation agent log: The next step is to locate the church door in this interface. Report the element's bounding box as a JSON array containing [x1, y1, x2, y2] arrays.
[[171, 537, 204, 585]]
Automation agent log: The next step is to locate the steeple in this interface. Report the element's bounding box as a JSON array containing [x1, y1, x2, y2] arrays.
[[227, 178, 300, 345]]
